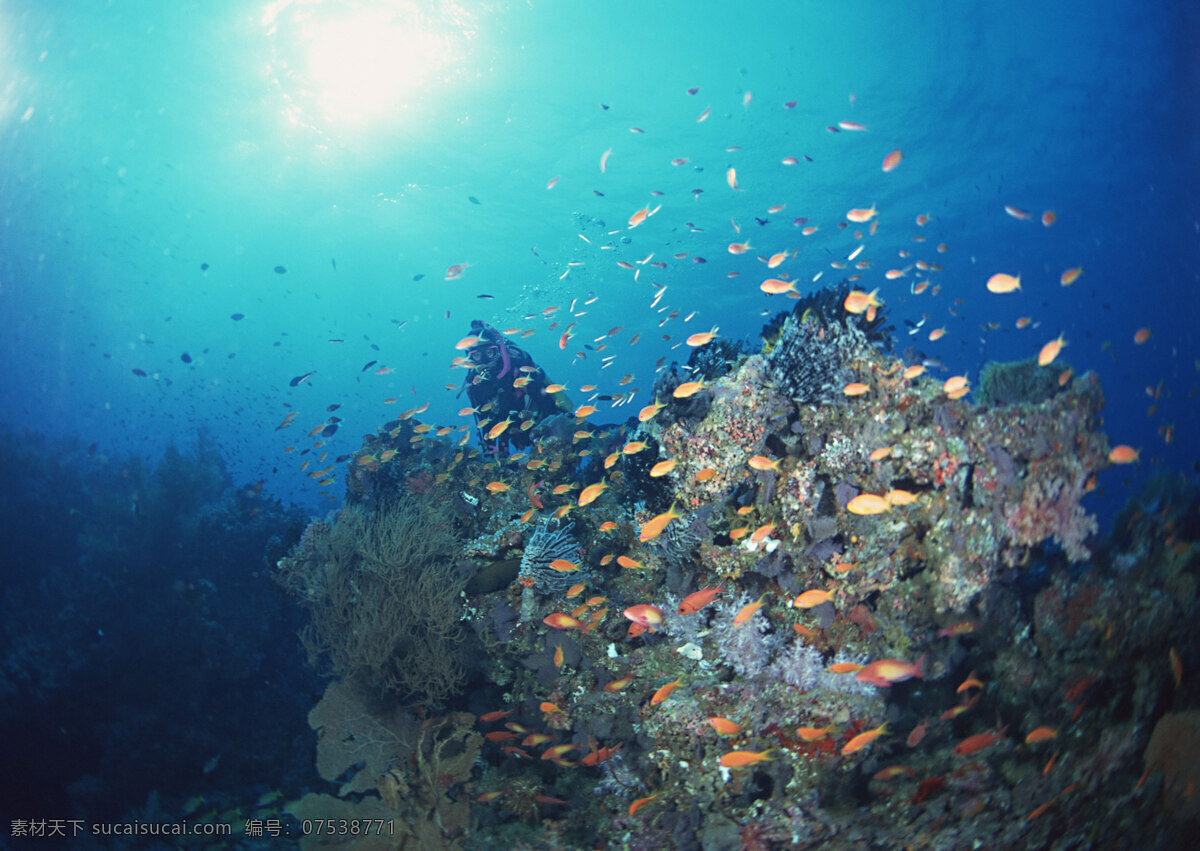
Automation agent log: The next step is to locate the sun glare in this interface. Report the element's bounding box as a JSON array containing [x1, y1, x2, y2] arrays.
[[262, 1, 470, 131], [306, 13, 450, 123]]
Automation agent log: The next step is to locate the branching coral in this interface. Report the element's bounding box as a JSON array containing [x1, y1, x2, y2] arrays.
[[280, 494, 469, 704]]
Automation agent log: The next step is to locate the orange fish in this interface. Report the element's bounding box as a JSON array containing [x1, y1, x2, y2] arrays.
[[796, 725, 833, 742], [881, 149, 903, 172], [760, 277, 797, 295], [623, 604, 664, 628], [485, 731, 519, 742], [846, 493, 890, 515], [986, 273, 1022, 294], [906, 719, 931, 748], [873, 765, 916, 781], [686, 327, 719, 347], [1041, 210, 1057, 227], [541, 743, 580, 761], [750, 523, 776, 544], [486, 481, 511, 493], [937, 620, 981, 638], [827, 662, 863, 675], [957, 671, 984, 693], [794, 589, 833, 608], [673, 380, 706, 398], [855, 655, 925, 687], [543, 613, 584, 630], [628, 794, 659, 816], [578, 481, 607, 506], [1133, 327, 1152, 345], [1024, 726, 1057, 744], [695, 468, 717, 482], [598, 521, 618, 532], [549, 559, 580, 573], [747, 454, 781, 472], [479, 709, 513, 723], [732, 595, 766, 626], [638, 400, 666, 422], [1108, 445, 1139, 464], [708, 717, 741, 735], [843, 382, 870, 396], [766, 251, 788, 269], [726, 167, 738, 190], [842, 722, 887, 755], [719, 749, 774, 768], [628, 206, 649, 228], [954, 726, 1007, 756], [678, 582, 726, 615], [846, 205, 877, 223], [617, 555, 645, 570], [903, 364, 926, 379], [649, 459, 677, 477], [579, 741, 623, 767], [651, 677, 684, 705], [640, 501, 684, 542], [843, 288, 881, 314], [604, 673, 634, 692], [1038, 334, 1067, 366], [487, 416, 515, 440], [928, 327, 947, 342], [1060, 266, 1083, 286]]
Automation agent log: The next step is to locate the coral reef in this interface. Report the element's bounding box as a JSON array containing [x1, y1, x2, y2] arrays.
[[266, 294, 1196, 849]]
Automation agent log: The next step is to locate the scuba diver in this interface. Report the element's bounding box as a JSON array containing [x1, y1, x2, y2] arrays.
[[458, 320, 570, 454]]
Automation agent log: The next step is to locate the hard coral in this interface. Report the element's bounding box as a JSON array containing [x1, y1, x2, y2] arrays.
[[517, 517, 583, 594], [765, 313, 850, 407]]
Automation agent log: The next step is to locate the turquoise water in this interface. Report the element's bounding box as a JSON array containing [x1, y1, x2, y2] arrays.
[[2, 0, 1194, 516]]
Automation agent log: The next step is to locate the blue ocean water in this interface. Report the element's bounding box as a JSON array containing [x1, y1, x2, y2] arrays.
[[1, 0, 1197, 842], [1, 0, 1194, 517]]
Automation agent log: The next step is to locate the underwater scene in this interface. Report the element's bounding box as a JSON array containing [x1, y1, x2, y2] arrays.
[[1, 0, 1198, 848]]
